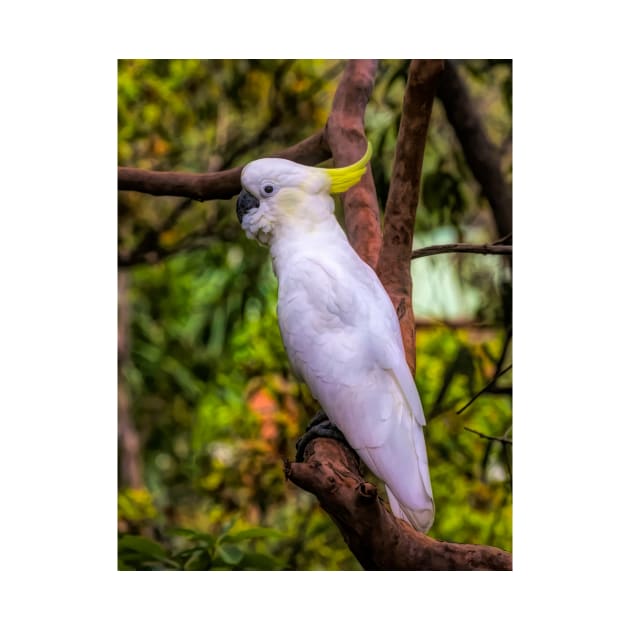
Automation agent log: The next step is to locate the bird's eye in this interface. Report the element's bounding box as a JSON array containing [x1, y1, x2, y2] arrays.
[[261, 183, 275, 197]]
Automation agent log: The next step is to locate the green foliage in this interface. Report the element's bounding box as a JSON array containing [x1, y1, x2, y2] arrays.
[[417, 327, 512, 550], [119, 524, 290, 571], [118, 60, 512, 570]]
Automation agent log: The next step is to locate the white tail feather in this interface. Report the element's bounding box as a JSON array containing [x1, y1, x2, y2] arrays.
[[386, 485, 434, 532]]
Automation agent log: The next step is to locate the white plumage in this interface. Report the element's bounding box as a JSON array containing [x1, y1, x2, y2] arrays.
[[237, 151, 434, 532]]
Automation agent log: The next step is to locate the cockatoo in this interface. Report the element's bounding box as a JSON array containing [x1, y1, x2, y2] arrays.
[[236, 143, 434, 532]]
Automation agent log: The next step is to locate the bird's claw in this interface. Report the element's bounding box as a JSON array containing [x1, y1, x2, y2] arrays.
[[295, 410, 350, 462]]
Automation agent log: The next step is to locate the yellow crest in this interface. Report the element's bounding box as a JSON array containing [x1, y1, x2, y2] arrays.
[[323, 141, 372, 193]]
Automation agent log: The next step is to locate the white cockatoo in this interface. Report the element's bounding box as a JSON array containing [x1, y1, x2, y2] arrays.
[[236, 143, 434, 532]]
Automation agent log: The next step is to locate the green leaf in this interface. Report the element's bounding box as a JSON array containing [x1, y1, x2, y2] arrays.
[[184, 549, 212, 571], [219, 518, 237, 537], [168, 527, 199, 537], [238, 552, 282, 570], [118, 558, 132, 571], [216, 544, 245, 565], [219, 527, 288, 543], [169, 528, 216, 547], [174, 545, 208, 560], [118, 535, 167, 559]]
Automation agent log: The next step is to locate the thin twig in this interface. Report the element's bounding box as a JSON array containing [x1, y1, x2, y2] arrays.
[[415, 317, 499, 330], [216, 61, 295, 168], [492, 232, 512, 246], [464, 426, 513, 446], [122, 198, 195, 266], [412, 243, 511, 260], [456, 365, 512, 414], [487, 385, 512, 395], [494, 328, 512, 374], [502, 442, 513, 489]]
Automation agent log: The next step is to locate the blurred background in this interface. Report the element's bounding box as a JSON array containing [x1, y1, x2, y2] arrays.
[[118, 59, 512, 570]]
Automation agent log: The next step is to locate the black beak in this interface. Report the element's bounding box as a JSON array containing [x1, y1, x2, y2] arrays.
[[236, 190, 260, 223]]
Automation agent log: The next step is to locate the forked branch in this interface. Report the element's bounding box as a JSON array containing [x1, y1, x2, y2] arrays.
[[285, 438, 512, 570], [118, 60, 513, 570]]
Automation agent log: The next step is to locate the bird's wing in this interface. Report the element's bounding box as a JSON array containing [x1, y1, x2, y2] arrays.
[[277, 255, 367, 390], [277, 254, 425, 442], [278, 253, 434, 527], [359, 260, 426, 427]]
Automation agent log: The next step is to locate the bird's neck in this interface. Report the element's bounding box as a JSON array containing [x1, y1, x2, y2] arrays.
[[270, 214, 350, 273]]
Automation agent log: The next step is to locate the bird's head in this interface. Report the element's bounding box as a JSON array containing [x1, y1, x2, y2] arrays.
[[236, 142, 372, 244]]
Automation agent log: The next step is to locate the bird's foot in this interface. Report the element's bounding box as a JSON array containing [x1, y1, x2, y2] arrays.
[[295, 410, 350, 463]]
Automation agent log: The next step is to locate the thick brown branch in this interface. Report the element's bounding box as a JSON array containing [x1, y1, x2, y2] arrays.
[[377, 60, 444, 373], [325, 60, 382, 269], [437, 61, 512, 237], [412, 243, 512, 259], [118, 131, 331, 200], [285, 438, 512, 570]]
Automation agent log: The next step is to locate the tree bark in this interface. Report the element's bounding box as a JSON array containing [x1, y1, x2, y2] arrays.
[[377, 59, 444, 373], [118, 59, 512, 570], [284, 60, 511, 570], [285, 438, 512, 570], [325, 59, 382, 269], [412, 242, 512, 259], [437, 60, 512, 238], [118, 131, 330, 200]]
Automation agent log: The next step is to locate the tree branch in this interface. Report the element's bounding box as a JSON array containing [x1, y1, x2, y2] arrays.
[[412, 242, 512, 259], [118, 60, 513, 570], [492, 232, 512, 245], [376, 60, 444, 373], [464, 426, 513, 446], [415, 317, 500, 330], [285, 438, 511, 570], [118, 131, 331, 200], [437, 61, 512, 237], [325, 59, 382, 269], [457, 364, 513, 414]]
